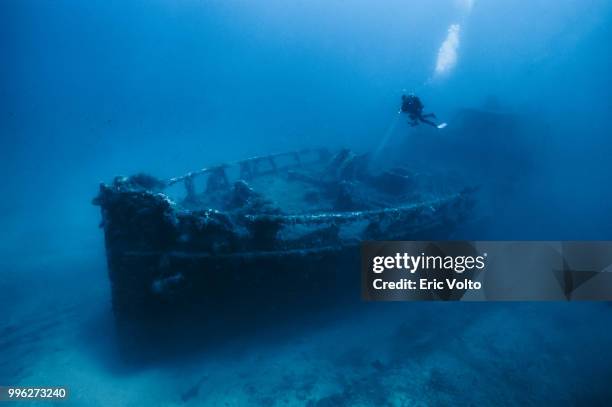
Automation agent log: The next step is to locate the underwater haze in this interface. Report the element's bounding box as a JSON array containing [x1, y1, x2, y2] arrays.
[[2, 0, 612, 405]]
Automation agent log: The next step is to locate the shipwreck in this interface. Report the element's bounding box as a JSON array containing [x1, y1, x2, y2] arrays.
[[94, 148, 475, 348]]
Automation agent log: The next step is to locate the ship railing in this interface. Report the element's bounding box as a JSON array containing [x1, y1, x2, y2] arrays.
[[166, 148, 330, 194], [243, 194, 464, 226]]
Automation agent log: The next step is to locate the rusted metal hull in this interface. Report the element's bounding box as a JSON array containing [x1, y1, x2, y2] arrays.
[[94, 149, 474, 350]]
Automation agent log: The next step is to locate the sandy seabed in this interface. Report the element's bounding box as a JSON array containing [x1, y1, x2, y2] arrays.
[[2, 252, 612, 406]]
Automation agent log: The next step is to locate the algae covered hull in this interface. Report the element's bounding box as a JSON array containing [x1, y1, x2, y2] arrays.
[[94, 149, 474, 335]]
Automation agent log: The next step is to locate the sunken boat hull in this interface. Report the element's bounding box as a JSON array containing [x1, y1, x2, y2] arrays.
[[94, 149, 474, 346]]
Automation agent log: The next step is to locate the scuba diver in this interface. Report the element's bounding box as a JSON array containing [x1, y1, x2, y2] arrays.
[[400, 94, 445, 128]]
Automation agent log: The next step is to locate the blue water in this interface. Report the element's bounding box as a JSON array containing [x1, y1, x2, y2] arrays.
[[2, 0, 612, 405]]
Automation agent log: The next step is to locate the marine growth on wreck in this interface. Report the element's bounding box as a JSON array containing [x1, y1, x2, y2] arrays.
[[94, 148, 475, 345]]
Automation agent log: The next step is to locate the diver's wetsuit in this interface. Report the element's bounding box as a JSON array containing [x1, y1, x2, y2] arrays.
[[400, 95, 438, 127]]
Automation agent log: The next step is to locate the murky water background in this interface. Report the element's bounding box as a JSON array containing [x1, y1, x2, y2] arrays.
[[2, 0, 612, 404]]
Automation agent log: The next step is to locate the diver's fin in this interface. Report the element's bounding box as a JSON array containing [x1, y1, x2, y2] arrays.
[[437, 122, 448, 129]]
